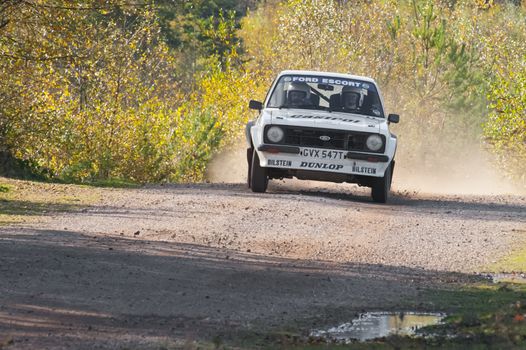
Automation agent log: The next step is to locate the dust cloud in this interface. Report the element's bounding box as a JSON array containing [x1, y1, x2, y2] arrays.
[[206, 139, 248, 184], [393, 144, 522, 195], [206, 139, 524, 196]]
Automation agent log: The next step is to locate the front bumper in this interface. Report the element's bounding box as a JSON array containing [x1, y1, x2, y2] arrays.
[[256, 144, 391, 177]]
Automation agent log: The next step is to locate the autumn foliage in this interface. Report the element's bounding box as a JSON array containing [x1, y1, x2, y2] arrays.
[[0, 0, 524, 185]]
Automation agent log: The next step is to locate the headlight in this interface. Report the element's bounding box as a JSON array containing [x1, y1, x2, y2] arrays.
[[366, 134, 383, 151], [267, 126, 284, 143]]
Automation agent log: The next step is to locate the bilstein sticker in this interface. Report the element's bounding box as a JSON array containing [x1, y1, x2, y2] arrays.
[[268, 159, 292, 166], [352, 163, 377, 174], [300, 162, 344, 171]]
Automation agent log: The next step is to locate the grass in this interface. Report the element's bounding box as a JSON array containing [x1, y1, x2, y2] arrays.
[[256, 283, 526, 349], [81, 178, 140, 188], [425, 283, 526, 314], [222, 283, 526, 349], [487, 237, 526, 273], [0, 176, 103, 225], [0, 175, 142, 225], [421, 283, 526, 349], [51, 175, 141, 188]]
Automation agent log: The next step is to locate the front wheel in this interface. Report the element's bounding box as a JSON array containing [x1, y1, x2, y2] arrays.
[[247, 148, 253, 188], [250, 149, 268, 193], [371, 163, 392, 203]]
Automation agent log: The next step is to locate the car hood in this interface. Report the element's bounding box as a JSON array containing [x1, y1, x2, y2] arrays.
[[268, 109, 384, 133]]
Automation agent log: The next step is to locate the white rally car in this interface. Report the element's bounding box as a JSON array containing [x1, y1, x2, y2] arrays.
[[245, 70, 399, 203]]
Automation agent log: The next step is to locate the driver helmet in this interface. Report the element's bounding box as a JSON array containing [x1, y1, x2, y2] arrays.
[[286, 82, 311, 107], [341, 86, 363, 111]]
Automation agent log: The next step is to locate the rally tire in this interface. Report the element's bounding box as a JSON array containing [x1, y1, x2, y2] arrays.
[[390, 160, 395, 186], [247, 148, 253, 188], [250, 149, 268, 193], [371, 163, 392, 203]]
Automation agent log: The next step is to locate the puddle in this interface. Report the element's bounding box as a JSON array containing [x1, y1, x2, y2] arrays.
[[310, 312, 445, 343]]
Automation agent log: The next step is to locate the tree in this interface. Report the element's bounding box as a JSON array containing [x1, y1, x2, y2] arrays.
[[0, 1, 182, 181], [485, 62, 526, 183]]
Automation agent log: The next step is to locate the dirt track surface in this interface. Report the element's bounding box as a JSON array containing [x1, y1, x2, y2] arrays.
[[1, 181, 525, 349]]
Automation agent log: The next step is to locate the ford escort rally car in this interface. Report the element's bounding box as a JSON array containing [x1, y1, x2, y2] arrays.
[[245, 70, 400, 203]]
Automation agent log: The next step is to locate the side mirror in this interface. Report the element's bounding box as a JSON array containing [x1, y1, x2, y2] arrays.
[[249, 100, 263, 111], [388, 114, 400, 124]]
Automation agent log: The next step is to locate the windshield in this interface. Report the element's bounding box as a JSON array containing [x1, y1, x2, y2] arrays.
[[267, 75, 384, 118]]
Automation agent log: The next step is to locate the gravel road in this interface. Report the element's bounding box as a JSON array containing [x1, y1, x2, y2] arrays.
[[1, 181, 525, 349]]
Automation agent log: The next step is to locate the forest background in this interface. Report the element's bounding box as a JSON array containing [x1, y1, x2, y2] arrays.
[[0, 0, 524, 189]]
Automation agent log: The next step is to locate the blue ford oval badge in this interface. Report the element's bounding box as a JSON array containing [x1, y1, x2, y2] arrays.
[[319, 135, 331, 142]]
